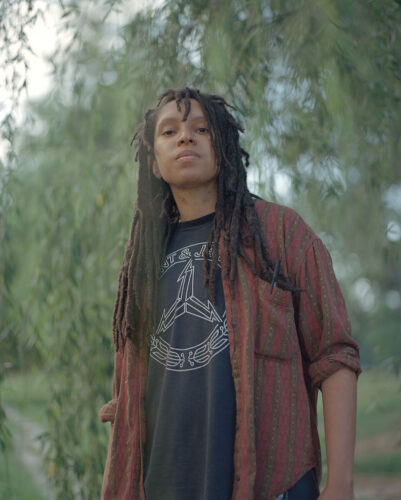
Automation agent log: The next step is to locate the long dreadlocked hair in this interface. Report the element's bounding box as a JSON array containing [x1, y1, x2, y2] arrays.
[[112, 87, 295, 352]]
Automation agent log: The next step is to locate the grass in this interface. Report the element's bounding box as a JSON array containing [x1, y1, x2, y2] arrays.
[[354, 453, 401, 476], [0, 448, 45, 500], [317, 369, 401, 479], [1, 370, 51, 500], [2, 369, 48, 426], [355, 370, 401, 439]]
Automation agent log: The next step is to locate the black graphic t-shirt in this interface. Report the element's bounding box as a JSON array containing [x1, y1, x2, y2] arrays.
[[144, 212, 236, 500]]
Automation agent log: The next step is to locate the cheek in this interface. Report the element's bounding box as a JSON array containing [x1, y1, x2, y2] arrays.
[[152, 144, 164, 169], [152, 159, 162, 179], [210, 146, 218, 171]]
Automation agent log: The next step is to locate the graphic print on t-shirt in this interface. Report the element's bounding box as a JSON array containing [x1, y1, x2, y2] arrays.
[[149, 242, 228, 372]]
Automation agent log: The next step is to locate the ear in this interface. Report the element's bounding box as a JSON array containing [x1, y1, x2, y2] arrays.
[[152, 159, 162, 179]]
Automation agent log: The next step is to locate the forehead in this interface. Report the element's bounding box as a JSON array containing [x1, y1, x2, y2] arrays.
[[155, 98, 206, 126]]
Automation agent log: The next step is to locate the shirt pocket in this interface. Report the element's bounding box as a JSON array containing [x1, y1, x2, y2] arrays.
[[254, 277, 296, 361]]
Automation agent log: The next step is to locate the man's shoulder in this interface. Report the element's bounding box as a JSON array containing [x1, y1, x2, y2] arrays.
[[251, 198, 320, 275], [252, 197, 319, 251], [253, 198, 310, 232], [253, 198, 297, 219]]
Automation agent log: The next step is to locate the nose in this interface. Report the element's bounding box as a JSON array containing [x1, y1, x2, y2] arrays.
[[177, 124, 196, 145]]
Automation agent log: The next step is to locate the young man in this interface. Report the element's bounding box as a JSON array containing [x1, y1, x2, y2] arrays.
[[99, 88, 361, 500]]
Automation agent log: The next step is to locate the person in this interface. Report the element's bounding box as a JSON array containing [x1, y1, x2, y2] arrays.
[[99, 87, 361, 500]]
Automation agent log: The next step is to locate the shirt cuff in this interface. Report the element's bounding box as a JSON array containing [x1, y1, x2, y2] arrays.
[[309, 346, 362, 389], [98, 398, 117, 423]]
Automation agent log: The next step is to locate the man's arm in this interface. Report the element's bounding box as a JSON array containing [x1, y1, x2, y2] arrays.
[[290, 232, 361, 496], [319, 367, 357, 500]]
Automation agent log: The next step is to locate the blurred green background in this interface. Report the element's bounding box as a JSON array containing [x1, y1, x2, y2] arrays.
[[1, 0, 400, 499]]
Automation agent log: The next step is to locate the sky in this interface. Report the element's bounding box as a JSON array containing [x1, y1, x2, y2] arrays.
[[23, 0, 166, 99], [1, 0, 164, 164]]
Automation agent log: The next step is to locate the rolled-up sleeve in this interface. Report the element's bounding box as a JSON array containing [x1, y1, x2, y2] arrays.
[[293, 237, 361, 389]]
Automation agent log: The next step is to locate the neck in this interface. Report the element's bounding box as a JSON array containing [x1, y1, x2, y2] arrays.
[[170, 182, 217, 222]]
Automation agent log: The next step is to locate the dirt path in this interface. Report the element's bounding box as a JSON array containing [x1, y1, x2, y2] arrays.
[[4, 404, 54, 499]]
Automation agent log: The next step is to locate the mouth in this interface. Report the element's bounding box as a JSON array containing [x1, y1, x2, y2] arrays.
[[176, 150, 200, 160]]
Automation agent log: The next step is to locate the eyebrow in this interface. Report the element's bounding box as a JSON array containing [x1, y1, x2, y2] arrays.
[[156, 115, 207, 131]]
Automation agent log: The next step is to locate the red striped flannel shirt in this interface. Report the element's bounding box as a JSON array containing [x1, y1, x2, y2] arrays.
[[99, 200, 361, 500]]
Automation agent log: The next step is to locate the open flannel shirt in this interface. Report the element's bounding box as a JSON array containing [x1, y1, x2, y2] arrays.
[[99, 200, 361, 500]]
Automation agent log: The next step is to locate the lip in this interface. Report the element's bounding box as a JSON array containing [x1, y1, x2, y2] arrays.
[[175, 150, 200, 160]]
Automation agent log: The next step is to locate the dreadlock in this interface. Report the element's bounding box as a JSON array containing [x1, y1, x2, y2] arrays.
[[112, 87, 295, 352]]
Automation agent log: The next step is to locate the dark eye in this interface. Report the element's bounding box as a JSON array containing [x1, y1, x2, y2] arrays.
[[198, 127, 208, 133], [162, 129, 175, 136]]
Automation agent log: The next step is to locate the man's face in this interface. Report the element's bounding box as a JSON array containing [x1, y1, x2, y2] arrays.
[[152, 99, 218, 191]]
